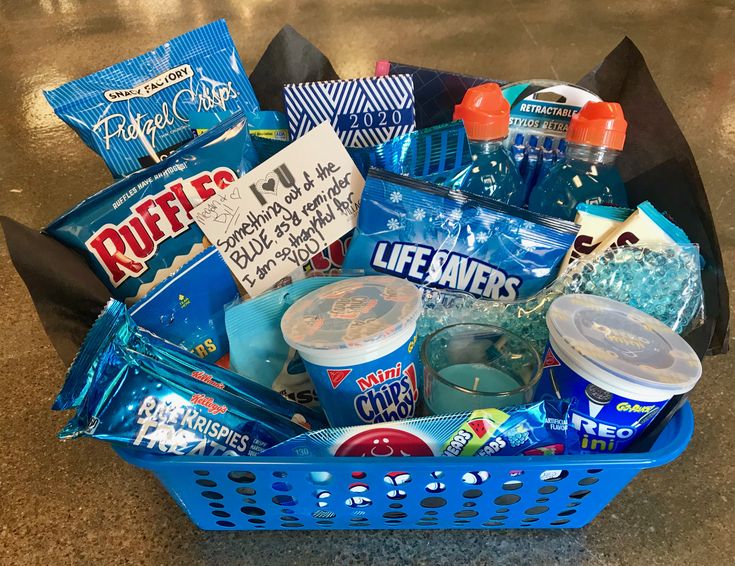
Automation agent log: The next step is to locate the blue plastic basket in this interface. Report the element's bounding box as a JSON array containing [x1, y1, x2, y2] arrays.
[[115, 402, 693, 530]]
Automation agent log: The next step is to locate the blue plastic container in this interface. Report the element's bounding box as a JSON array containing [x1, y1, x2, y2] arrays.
[[115, 402, 693, 530]]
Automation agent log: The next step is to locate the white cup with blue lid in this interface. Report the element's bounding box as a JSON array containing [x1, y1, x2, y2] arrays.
[[281, 276, 423, 427], [536, 294, 701, 453]]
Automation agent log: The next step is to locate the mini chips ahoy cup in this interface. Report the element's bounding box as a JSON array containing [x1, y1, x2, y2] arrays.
[[535, 294, 702, 453], [281, 276, 423, 427]]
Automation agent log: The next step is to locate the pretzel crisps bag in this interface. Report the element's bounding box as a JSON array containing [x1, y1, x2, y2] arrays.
[[45, 113, 256, 302], [43, 20, 260, 178]]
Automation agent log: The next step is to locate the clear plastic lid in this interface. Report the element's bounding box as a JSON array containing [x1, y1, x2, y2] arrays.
[[546, 295, 701, 395], [281, 276, 423, 351]]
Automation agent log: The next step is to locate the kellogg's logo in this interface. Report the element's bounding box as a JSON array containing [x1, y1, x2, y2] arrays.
[[351, 362, 418, 424], [190, 393, 228, 415], [86, 167, 237, 286]]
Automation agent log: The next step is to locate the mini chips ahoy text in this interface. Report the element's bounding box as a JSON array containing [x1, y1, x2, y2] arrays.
[[280, 276, 423, 427], [299, 321, 420, 426], [44, 20, 259, 178], [352, 359, 418, 424], [342, 169, 579, 300]]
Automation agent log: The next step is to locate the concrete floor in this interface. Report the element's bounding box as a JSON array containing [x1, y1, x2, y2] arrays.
[[1, 1, 734, 564]]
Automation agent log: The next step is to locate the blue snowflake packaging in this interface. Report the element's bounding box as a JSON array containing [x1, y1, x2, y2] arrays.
[[342, 168, 579, 300]]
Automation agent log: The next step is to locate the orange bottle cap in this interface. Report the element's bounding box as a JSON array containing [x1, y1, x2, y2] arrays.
[[453, 83, 510, 141], [566, 101, 627, 150]]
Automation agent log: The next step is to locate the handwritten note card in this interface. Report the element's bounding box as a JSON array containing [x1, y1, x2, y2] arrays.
[[192, 122, 365, 296]]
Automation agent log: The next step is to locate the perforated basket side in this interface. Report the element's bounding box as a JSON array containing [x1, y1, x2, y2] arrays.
[[116, 402, 693, 530]]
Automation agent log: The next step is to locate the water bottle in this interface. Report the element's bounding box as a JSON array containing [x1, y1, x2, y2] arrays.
[[453, 83, 525, 206], [528, 102, 628, 221]]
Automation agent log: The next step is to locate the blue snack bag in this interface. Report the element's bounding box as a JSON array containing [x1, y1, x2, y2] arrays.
[[53, 300, 328, 431], [129, 247, 240, 364], [43, 20, 259, 178], [342, 169, 579, 300], [45, 113, 255, 302], [262, 400, 570, 457], [59, 340, 308, 456], [226, 276, 352, 409]]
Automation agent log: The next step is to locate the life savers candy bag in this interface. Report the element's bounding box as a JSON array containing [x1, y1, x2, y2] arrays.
[[342, 168, 579, 300], [54, 300, 328, 431], [43, 20, 259, 178], [59, 340, 307, 457], [129, 247, 240, 364], [225, 276, 353, 409], [45, 113, 256, 302], [262, 400, 570, 457]]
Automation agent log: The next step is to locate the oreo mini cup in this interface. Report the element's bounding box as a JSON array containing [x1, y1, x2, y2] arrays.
[[281, 276, 423, 427], [536, 294, 701, 453]]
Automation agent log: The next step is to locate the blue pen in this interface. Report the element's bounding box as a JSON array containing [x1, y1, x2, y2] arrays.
[[555, 139, 567, 162], [522, 135, 540, 197], [511, 132, 525, 173], [533, 136, 556, 193]]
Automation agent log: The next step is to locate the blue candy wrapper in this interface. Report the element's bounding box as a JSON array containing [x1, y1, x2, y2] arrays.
[[45, 113, 256, 302], [129, 247, 240, 364], [44, 20, 259, 178], [283, 75, 415, 147], [342, 169, 579, 300], [225, 276, 352, 408], [59, 340, 307, 456], [262, 400, 570, 457], [54, 300, 328, 432]]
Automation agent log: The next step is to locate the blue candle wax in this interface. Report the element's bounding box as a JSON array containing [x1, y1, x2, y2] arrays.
[[428, 363, 527, 414]]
